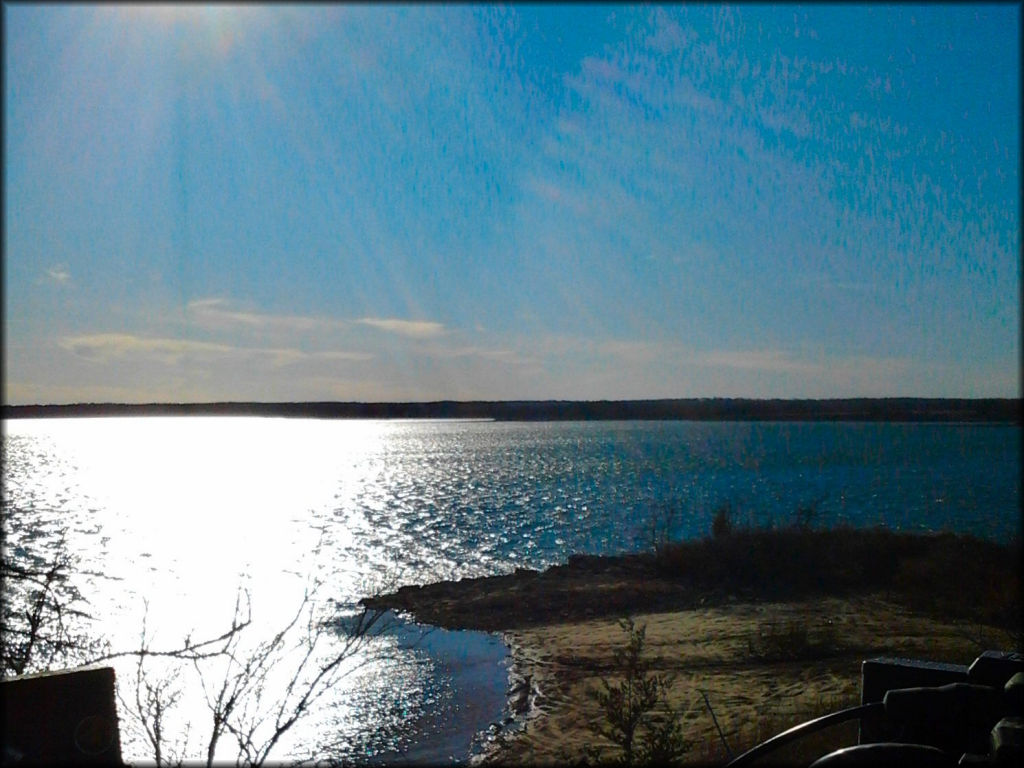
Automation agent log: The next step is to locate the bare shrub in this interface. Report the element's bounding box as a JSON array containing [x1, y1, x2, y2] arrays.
[[747, 617, 840, 662], [115, 584, 388, 767], [1, 530, 97, 677], [3, 535, 389, 766]]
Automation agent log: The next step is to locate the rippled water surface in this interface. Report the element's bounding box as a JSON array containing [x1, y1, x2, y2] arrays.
[[2, 417, 1019, 762]]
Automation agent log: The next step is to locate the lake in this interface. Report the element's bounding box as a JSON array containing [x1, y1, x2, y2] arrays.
[[1, 417, 1019, 763]]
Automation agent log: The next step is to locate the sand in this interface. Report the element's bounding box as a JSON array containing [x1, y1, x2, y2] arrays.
[[363, 535, 1018, 765], [474, 595, 1012, 765]]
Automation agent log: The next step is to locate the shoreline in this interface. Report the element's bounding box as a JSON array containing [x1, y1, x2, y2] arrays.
[[468, 632, 547, 765], [365, 528, 1020, 764]]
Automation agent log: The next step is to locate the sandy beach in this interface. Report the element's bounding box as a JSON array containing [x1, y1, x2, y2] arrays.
[[364, 528, 1019, 765], [481, 596, 1011, 764]]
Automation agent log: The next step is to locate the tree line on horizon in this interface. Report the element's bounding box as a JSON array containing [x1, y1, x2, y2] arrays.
[[2, 397, 1020, 422]]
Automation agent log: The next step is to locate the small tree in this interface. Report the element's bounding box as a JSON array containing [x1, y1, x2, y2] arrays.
[[589, 618, 689, 766], [793, 500, 821, 530], [711, 504, 734, 539], [644, 501, 681, 553]]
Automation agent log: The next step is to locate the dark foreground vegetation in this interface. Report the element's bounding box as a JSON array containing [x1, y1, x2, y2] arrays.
[[365, 520, 1021, 643], [655, 521, 1020, 628], [4, 397, 1020, 422]]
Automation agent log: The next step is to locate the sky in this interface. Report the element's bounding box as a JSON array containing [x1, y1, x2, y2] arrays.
[[3, 3, 1020, 404]]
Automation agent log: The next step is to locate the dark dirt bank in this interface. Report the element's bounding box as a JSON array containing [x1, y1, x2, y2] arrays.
[[363, 553, 696, 632], [362, 527, 1021, 637]]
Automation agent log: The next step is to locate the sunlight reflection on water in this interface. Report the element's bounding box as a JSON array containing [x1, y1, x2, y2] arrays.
[[2, 417, 513, 762], [2, 416, 1019, 762]]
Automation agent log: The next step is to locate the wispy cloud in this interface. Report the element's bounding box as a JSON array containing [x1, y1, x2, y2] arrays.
[[356, 318, 447, 338], [187, 300, 451, 342], [45, 266, 71, 284], [695, 349, 821, 374], [60, 334, 234, 361], [523, 175, 588, 214], [58, 333, 371, 368], [187, 299, 339, 333], [415, 343, 531, 366]]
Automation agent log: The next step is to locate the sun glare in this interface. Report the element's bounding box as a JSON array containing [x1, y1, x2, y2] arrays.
[[112, 4, 254, 56], [119, 4, 230, 27]]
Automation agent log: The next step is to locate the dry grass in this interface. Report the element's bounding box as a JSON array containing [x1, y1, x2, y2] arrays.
[[746, 616, 841, 663], [699, 691, 862, 765], [488, 597, 1012, 766], [653, 525, 1020, 639], [481, 525, 1020, 766]]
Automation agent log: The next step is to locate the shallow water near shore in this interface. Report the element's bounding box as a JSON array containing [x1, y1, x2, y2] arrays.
[[359, 615, 511, 764], [2, 416, 1019, 762]]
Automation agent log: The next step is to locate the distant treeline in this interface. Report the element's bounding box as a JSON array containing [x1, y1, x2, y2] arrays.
[[2, 398, 1020, 422]]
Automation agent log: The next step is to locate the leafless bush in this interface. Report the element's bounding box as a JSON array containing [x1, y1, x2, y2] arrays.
[[4, 534, 390, 766], [111, 581, 390, 767], [1, 530, 97, 677]]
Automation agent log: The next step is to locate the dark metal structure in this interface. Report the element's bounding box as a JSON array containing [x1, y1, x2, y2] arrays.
[[1, 665, 123, 765], [728, 651, 1024, 767]]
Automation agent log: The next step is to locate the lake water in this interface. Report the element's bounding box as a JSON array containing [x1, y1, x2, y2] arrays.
[[1, 417, 1020, 763]]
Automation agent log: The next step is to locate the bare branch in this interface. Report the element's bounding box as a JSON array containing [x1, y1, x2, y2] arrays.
[[85, 612, 253, 666], [4, 524, 393, 766]]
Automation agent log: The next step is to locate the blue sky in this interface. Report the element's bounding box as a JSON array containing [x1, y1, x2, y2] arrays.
[[3, 4, 1020, 404]]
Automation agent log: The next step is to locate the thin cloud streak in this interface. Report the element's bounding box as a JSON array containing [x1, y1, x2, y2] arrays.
[[58, 333, 372, 368], [694, 350, 821, 375], [356, 318, 447, 339], [187, 300, 450, 342], [187, 299, 342, 333], [59, 334, 235, 360]]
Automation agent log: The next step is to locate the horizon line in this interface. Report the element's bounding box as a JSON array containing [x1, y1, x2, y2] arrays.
[[3, 397, 1019, 424]]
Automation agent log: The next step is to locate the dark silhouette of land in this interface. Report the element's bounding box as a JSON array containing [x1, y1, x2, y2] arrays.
[[2, 398, 1020, 422], [361, 526, 1020, 632]]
